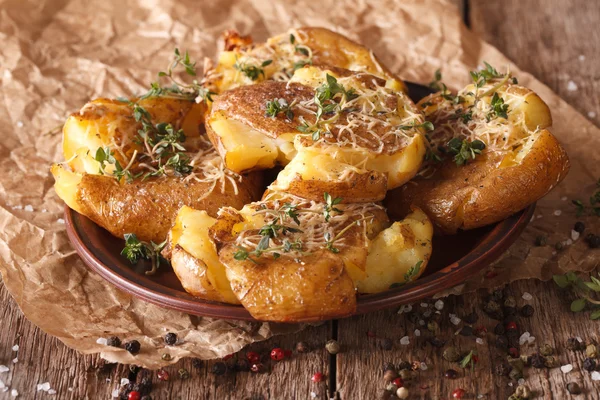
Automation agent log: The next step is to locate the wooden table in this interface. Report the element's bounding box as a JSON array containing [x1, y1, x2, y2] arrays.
[[1, 1, 598, 398]]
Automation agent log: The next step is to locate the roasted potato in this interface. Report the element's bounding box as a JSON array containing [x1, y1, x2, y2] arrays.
[[207, 65, 426, 202], [385, 79, 569, 234], [165, 192, 434, 322], [206, 27, 406, 94]]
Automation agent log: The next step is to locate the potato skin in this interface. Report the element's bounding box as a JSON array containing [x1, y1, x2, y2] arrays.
[[72, 172, 263, 243], [386, 129, 570, 234]]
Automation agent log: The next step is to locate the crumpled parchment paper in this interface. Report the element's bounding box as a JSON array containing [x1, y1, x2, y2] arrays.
[[0, 0, 597, 369]]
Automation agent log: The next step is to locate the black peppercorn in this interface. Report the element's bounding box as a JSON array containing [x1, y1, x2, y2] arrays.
[[444, 369, 458, 379], [509, 368, 523, 381], [504, 296, 517, 308], [124, 340, 141, 355], [566, 338, 584, 351], [588, 234, 600, 249], [555, 241, 564, 251], [583, 357, 597, 372], [211, 362, 227, 376], [494, 362, 511, 376], [540, 343, 554, 357], [139, 377, 152, 395], [506, 331, 521, 349], [164, 332, 177, 346], [443, 346, 461, 362], [530, 353, 546, 369], [107, 336, 121, 348], [296, 341, 309, 353], [192, 358, 203, 370], [491, 289, 504, 302], [494, 323, 506, 336], [495, 335, 509, 349], [398, 361, 412, 371], [520, 304, 534, 317], [427, 337, 445, 348], [566, 382, 582, 395], [483, 300, 504, 320], [463, 312, 478, 324], [459, 326, 473, 336], [574, 221, 585, 233], [178, 368, 190, 380], [534, 235, 547, 246]]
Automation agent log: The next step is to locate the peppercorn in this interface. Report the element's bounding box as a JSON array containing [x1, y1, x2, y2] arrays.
[[507, 356, 524, 372], [504, 296, 517, 308], [530, 353, 546, 369], [520, 355, 531, 367], [124, 340, 141, 355], [444, 369, 458, 379], [246, 351, 260, 364], [128, 392, 141, 400], [583, 357, 597, 371], [383, 368, 397, 382], [392, 377, 404, 387], [515, 384, 531, 399], [535, 235, 547, 246], [507, 331, 521, 348], [379, 338, 392, 351], [567, 338, 584, 351], [491, 289, 504, 302], [443, 346, 461, 362], [509, 368, 523, 381], [540, 343, 554, 357], [507, 395, 520, 400], [496, 336, 509, 349], [138, 377, 151, 396], [161, 353, 172, 361], [586, 343, 598, 358], [157, 369, 169, 381], [399, 369, 413, 381], [107, 336, 121, 348], [270, 347, 285, 361], [509, 347, 520, 359], [398, 361, 412, 371], [566, 382, 582, 395], [544, 355, 558, 368], [251, 363, 265, 373], [427, 337, 446, 348], [588, 234, 600, 249], [379, 389, 393, 400], [427, 320, 439, 333], [192, 358, 203, 370], [494, 362, 511, 376], [178, 368, 190, 380], [474, 326, 488, 338], [459, 326, 474, 337], [555, 241, 565, 251], [296, 341, 309, 353], [494, 323, 506, 336], [574, 221, 586, 233], [520, 304, 534, 318], [452, 388, 466, 399], [163, 332, 177, 346], [463, 312, 478, 324], [396, 387, 409, 399], [311, 372, 324, 382], [211, 362, 226, 376], [483, 300, 504, 320]]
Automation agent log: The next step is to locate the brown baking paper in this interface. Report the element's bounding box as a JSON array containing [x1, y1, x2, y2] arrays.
[[0, 0, 598, 368]]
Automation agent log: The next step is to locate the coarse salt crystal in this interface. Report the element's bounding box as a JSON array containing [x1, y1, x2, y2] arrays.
[[414, 329, 421, 337], [476, 338, 484, 345], [450, 314, 461, 326], [552, 251, 557, 256], [23, 205, 33, 212], [111, 389, 119, 398], [519, 332, 531, 345], [11, 345, 18, 352], [423, 310, 432, 318], [554, 210, 562, 216], [398, 304, 412, 314], [522, 292, 533, 301], [528, 336, 536, 344], [400, 336, 410, 345], [592, 371, 600, 381], [560, 364, 573, 373], [518, 378, 525, 385], [0, 381, 5, 389], [68, 388, 73, 392], [10, 389, 18, 397], [39, 382, 50, 392], [16, 121, 23, 128], [96, 338, 108, 345], [561, 196, 568, 201], [566, 239, 573, 246], [508, 382, 513, 387], [589, 111, 597, 119], [434, 300, 444, 310], [420, 302, 428, 308], [310, 392, 317, 398], [11, 358, 17, 364], [576, 337, 583, 343], [418, 320, 425, 326], [567, 80, 578, 91], [0, 366, 8, 373], [420, 362, 427, 370], [579, 55, 586, 61], [120, 378, 129, 386], [57, 218, 65, 224], [571, 230, 580, 241], [48, 389, 56, 395]]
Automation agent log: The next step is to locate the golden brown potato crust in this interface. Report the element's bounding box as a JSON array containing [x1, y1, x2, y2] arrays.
[[76, 172, 263, 243], [386, 129, 570, 234]]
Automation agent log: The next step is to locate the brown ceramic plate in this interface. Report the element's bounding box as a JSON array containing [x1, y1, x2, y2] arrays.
[[63, 82, 536, 322]]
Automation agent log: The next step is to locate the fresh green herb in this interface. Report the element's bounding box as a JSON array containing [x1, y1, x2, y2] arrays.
[[233, 247, 259, 264], [265, 98, 295, 120], [324, 232, 340, 253], [398, 121, 434, 132], [323, 192, 343, 222], [420, 101, 433, 108], [95, 147, 136, 182], [440, 83, 465, 104], [553, 271, 600, 320], [447, 138, 486, 166], [459, 350, 475, 369], [404, 260, 423, 283], [290, 34, 296, 44], [234, 59, 272, 81], [572, 199, 585, 216], [293, 59, 311, 71], [429, 69, 443, 91], [487, 92, 509, 120], [454, 108, 473, 123], [571, 179, 600, 217], [470, 61, 504, 88], [121, 233, 167, 275], [425, 149, 443, 163]]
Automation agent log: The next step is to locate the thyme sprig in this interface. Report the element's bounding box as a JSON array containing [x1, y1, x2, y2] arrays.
[[234, 59, 273, 81], [447, 137, 486, 166], [553, 271, 600, 320], [265, 98, 296, 120], [121, 233, 167, 275], [323, 192, 343, 222], [571, 179, 600, 217], [95, 147, 138, 182]]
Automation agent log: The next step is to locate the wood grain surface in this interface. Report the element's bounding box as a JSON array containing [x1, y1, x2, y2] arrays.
[[1, 0, 599, 399]]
